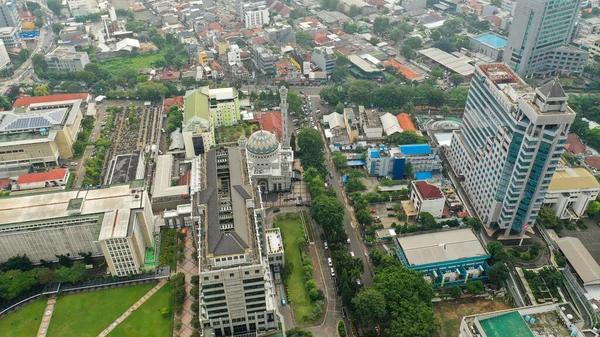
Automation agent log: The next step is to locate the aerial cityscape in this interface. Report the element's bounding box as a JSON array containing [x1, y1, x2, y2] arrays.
[[2, 0, 600, 336]]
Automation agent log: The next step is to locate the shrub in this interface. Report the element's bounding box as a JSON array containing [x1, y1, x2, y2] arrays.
[[449, 285, 462, 298], [466, 280, 484, 295], [191, 301, 199, 313], [191, 315, 201, 329], [338, 321, 347, 337], [161, 307, 172, 317]]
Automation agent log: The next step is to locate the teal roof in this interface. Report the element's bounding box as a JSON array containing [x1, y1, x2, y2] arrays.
[[247, 130, 279, 154]]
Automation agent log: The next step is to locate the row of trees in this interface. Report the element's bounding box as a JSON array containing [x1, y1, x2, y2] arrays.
[[0, 254, 91, 303], [320, 81, 468, 112]]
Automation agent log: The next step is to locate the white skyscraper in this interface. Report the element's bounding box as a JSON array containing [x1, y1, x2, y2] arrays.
[[448, 63, 575, 236]]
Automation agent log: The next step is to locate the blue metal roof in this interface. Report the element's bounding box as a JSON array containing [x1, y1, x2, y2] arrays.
[[347, 160, 366, 166], [369, 148, 380, 158], [415, 171, 433, 180], [400, 144, 431, 155]]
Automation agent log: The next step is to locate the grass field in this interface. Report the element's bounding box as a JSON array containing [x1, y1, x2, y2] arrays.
[[47, 283, 155, 337], [107, 283, 172, 337], [434, 297, 511, 337], [98, 53, 165, 76], [275, 218, 315, 325], [0, 299, 47, 337]]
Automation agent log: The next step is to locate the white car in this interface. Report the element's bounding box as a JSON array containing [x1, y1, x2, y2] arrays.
[[330, 268, 335, 277], [350, 251, 355, 258], [324, 241, 328, 250], [327, 258, 332, 267]]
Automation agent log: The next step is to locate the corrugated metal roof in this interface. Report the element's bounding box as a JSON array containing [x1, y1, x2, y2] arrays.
[[400, 144, 431, 155], [556, 237, 600, 286]]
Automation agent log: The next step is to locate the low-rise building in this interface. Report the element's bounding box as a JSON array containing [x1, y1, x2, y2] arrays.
[[395, 228, 490, 287], [544, 164, 600, 220], [311, 46, 336, 75], [399, 144, 442, 173], [227, 44, 241, 65], [411, 180, 445, 218], [0, 97, 84, 177], [380, 113, 402, 136], [265, 228, 284, 274], [366, 146, 393, 176], [358, 106, 383, 139], [469, 33, 506, 62], [323, 112, 349, 144], [14, 168, 70, 191], [264, 23, 294, 45], [67, 0, 100, 17], [253, 46, 276, 75], [460, 303, 584, 337], [45, 46, 90, 72], [0, 182, 155, 277]]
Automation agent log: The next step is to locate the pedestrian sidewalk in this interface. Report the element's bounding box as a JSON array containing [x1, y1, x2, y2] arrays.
[[36, 296, 57, 337], [96, 280, 167, 337], [173, 230, 199, 337]]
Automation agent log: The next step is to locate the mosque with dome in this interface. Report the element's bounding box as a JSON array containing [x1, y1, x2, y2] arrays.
[[239, 86, 294, 193], [240, 129, 294, 193]]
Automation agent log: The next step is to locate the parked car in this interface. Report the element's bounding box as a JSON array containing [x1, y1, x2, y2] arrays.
[[324, 241, 328, 250], [330, 268, 335, 277], [273, 208, 281, 213], [350, 251, 355, 258], [370, 209, 377, 213], [328, 258, 332, 267]]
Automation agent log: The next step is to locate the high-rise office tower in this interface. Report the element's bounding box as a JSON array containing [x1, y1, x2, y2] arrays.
[[196, 146, 277, 336], [448, 64, 575, 236], [503, 0, 587, 77]]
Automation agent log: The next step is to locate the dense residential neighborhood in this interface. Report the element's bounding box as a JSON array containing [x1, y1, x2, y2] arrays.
[[3, 0, 600, 336]]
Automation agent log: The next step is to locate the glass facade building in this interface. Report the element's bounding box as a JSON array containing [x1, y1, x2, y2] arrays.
[[448, 64, 575, 236], [504, 0, 587, 77]]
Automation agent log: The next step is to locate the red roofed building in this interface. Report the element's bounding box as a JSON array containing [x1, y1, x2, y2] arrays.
[[164, 96, 184, 114], [0, 179, 11, 191], [385, 59, 422, 81], [411, 180, 445, 218], [15, 169, 70, 191], [160, 69, 181, 82], [397, 113, 416, 132], [13, 93, 90, 107], [258, 112, 282, 139], [585, 156, 600, 171], [565, 133, 587, 155]]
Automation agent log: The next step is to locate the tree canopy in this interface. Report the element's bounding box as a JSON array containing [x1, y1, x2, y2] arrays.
[[297, 128, 326, 174]]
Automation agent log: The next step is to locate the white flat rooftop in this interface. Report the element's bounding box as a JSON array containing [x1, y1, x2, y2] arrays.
[[398, 228, 487, 266], [0, 184, 145, 226]]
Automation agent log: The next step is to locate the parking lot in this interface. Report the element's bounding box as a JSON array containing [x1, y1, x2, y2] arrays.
[[561, 218, 600, 265], [370, 202, 399, 228]]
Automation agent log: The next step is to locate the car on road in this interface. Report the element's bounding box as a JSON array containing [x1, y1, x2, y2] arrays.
[[327, 258, 332, 267], [281, 298, 286, 306], [70, 162, 78, 166], [324, 241, 328, 249], [273, 208, 281, 213], [350, 251, 355, 258], [330, 268, 335, 277], [347, 238, 351, 244], [370, 209, 376, 213]]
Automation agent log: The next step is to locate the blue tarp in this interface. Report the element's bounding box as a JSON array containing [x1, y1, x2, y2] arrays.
[[342, 176, 348, 183], [415, 172, 433, 180], [368, 148, 380, 158], [347, 160, 366, 166], [400, 144, 431, 155]]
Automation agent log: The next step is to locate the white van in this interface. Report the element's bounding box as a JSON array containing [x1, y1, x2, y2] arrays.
[[327, 258, 332, 267]]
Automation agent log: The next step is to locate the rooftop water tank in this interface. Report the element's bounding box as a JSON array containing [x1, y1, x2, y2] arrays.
[[525, 315, 531, 322], [530, 317, 536, 324], [567, 314, 574, 320]]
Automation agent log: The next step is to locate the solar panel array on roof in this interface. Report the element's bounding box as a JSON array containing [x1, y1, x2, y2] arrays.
[[5, 116, 53, 130]]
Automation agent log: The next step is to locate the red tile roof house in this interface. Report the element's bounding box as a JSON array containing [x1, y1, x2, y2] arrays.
[[258, 112, 282, 139], [164, 96, 184, 114], [410, 180, 446, 218], [15, 168, 70, 191], [565, 133, 587, 155]]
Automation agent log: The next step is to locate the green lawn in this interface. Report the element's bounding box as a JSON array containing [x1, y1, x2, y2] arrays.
[[0, 299, 47, 337], [107, 283, 172, 337], [98, 53, 165, 76], [275, 218, 316, 325], [47, 283, 155, 337]]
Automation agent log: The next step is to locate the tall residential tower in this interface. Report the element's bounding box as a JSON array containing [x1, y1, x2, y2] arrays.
[[448, 64, 575, 236], [503, 0, 587, 77]]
